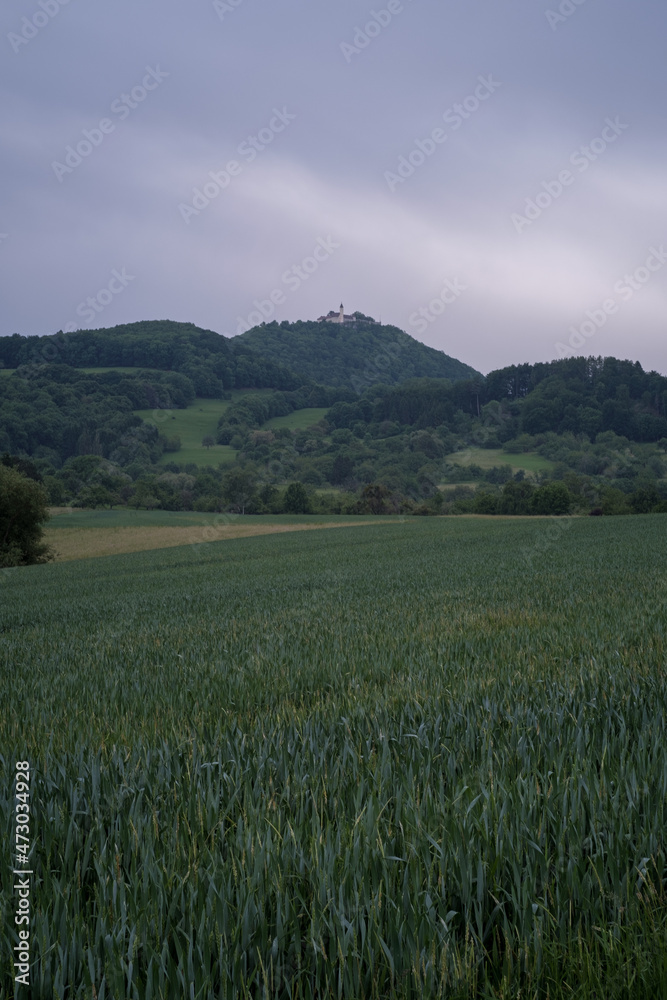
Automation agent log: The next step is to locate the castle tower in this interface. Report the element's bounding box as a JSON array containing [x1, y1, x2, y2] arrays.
[[339, 303, 344, 324]]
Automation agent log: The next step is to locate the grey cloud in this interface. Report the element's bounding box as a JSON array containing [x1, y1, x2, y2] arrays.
[[0, 0, 665, 375]]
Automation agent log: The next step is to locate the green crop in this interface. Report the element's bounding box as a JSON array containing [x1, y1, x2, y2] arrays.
[[1, 516, 666, 998]]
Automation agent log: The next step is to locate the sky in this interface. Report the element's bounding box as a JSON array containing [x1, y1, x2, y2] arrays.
[[1, 0, 666, 376]]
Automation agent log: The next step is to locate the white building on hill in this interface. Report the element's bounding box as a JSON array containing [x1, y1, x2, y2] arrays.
[[317, 303, 359, 325]]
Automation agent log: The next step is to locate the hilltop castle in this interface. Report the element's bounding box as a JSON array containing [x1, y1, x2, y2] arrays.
[[317, 304, 377, 325]]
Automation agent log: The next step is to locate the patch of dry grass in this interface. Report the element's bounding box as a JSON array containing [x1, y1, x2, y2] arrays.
[[44, 520, 396, 562]]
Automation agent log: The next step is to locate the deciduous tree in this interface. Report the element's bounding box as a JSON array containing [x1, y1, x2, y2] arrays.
[[0, 464, 53, 566]]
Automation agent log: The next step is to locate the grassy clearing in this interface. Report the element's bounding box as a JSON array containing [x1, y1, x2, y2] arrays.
[[1, 517, 666, 998], [134, 398, 236, 467], [135, 391, 276, 466], [446, 446, 554, 475], [264, 407, 329, 431]]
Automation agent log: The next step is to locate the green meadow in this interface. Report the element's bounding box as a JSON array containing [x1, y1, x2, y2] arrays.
[[264, 408, 329, 431], [134, 398, 236, 467], [445, 447, 555, 476], [1, 516, 666, 998]]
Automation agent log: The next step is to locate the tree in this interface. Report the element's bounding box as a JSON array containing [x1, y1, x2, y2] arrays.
[[222, 469, 257, 514], [498, 479, 535, 515], [629, 485, 660, 514], [331, 453, 354, 484], [0, 465, 54, 566], [284, 482, 311, 514], [202, 435, 215, 449], [358, 482, 390, 515], [256, 484, 280, 513], [599, 487, 632, 516], [473, 491, 499, 514], [531, 481, 572, 515], [76, 485, 117, 509]]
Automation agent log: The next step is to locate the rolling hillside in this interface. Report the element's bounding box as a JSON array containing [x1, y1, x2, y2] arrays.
[[233, 317, 480, 389]]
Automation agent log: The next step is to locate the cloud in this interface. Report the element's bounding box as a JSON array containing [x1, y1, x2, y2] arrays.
[[0, 0, 665, 375]]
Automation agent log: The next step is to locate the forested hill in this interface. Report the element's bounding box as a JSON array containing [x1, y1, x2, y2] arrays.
[[0, 320, 304, 396], [233, 318, 480, 389], [483, 355, 667, 440], [1, 317, 479, 393]]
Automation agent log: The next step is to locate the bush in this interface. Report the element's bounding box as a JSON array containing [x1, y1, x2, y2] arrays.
[[599, 487, 632, 516], [0, 465, 54, 566], [473, 492, 499, 515], [629, 486, 661, 514]]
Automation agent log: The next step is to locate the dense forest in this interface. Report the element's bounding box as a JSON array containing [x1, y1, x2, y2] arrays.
[[0, 320, 303, 397], [233, 316, 480, 388], [1, 320, 666, 517]]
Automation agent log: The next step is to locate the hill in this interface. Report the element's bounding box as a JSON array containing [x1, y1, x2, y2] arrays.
[[232, 317, 480, 389], [2, 314, 666, 519], [0, 320, 305, 397]]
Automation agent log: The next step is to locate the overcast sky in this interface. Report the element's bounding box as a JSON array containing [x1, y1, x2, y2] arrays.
[[1, 0, 665, 375]]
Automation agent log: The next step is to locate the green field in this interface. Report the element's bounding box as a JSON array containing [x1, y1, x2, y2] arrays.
[[46, 509, 374, 531], [47, 508, 224, 529], [264, 407, 329, 431], [1, 517, 666, 998], [134, 398, 236, 467], [446, 447, 554, 476]]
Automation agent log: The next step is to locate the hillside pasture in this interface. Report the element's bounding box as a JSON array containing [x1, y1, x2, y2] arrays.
[[263, 407, 329, 431], [446, 445, 554, 476], [134, 391, 282, 466], [134, 397, 236, 467]]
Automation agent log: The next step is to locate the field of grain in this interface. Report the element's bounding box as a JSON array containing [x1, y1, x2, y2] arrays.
[[43, 510, 393, 561], [1, 516, 666, 998]]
